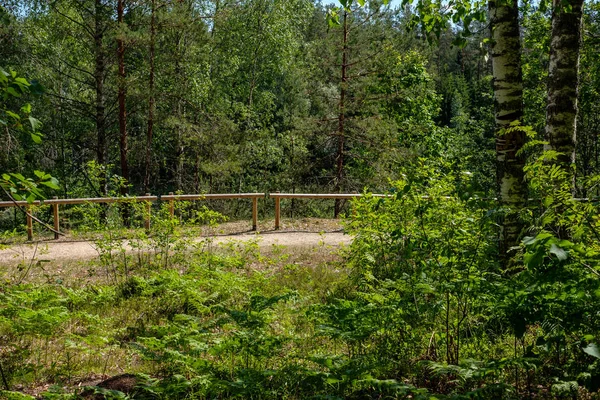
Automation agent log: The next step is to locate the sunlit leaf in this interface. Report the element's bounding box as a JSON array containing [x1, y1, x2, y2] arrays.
[[549, 244, 568, 261], [28, 116, 42, 132], [584, 343, 600, 359]]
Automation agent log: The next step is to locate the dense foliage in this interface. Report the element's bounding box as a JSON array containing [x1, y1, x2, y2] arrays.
[[0, 0, 494, 205], [2, 0, 600, 398]]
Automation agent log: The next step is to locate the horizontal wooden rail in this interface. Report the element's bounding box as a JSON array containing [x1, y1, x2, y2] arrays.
[[0, 200, 41, 208], [0, 195, 158, 208], [0, 193, 265, 241], [161, 193, 264, 200], [162, 193, 264, 231], [269, 193, 390, 199], [269, 192, 391, 230]]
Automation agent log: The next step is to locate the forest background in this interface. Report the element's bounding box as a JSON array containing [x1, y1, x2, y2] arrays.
[[0, 0, 543, 208], [1, 0, 598, 223]]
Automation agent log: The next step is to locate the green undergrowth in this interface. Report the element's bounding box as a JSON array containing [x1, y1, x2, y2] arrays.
[[3, 155, 600, 399]]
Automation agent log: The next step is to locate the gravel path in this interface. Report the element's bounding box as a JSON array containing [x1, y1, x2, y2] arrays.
[[0, 231, 352, 265]]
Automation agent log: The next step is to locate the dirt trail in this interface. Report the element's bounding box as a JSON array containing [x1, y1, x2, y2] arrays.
[[0, 231, 352, 265]]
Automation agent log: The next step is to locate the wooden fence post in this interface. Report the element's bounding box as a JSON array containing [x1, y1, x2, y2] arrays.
[[274, 192, 280, 230], [144, 193, 151, 231], [52, 196, 60, 240], [168, 192, 175, 218], [252, 197, 258, 231], [26, 204, 33, 241]]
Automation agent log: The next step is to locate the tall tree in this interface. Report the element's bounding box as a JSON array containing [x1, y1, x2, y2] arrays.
[[544, 0, 584, 181], [117, 0, 129, 196], [488, 0, 526, 261], [334, 9, 348, 217], [94, 0, 109, 196], [144, 0, 157, 193]]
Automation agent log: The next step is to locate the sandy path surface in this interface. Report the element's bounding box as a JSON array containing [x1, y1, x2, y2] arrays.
[[0, 231, 352, 265]]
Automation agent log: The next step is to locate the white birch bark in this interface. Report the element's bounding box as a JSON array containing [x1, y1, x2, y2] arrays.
[[544, 0, 584, 177], [489, 0, 526, 260]]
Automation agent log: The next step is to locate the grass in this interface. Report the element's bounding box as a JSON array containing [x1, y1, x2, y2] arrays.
[[0, 225, 351, 399]]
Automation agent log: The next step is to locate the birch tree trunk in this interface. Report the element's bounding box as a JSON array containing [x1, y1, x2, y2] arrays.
[[489, 0, 526, 262], [544, 0, 584, 179]]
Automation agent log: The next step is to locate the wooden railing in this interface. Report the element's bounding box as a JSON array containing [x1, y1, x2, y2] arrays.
[[4, 191, 597, 241], [0, 192, 401, 240], [0, 193, 264, 241], [269, 192, 391, 230], [161, 193, 262, 231]]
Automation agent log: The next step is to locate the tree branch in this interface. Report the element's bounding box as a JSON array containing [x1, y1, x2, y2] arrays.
[[1, 186, 66, 237]]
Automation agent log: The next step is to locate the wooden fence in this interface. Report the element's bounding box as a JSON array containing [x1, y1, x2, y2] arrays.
[[161, 193, 263, 231], [269, 192, 391, 230], [0, 193, 264, 241], [0, 192, 401, 240], [3, 192, 596, 241]]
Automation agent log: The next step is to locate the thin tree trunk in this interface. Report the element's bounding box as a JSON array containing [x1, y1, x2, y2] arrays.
[[144, 0, 156, 193], [117, 0, 129, 193], [117, 0, 130, 225], [95, 0, 108, 196], [489, 0, 526, 263], [334, 10, 348, 218], [194, 154, 200, 193], [544, 0, 584, 180], [175, 34, 184, 191]]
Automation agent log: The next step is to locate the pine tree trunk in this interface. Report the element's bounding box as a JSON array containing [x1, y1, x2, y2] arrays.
[[144, 0, 156, 194], [489, 0, 526, 262], [117, 0, 129, 194], [544, 0, 584, 177], [334, 10, 348, 218], [117, 0, 130, 225], [95, 0, 108, 196]]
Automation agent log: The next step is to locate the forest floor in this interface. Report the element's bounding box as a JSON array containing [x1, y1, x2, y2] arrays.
[[0, 218, 357, 398]]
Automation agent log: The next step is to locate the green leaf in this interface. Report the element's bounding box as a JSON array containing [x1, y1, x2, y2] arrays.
[[326, 377, 342, 384], [583, 343, 600, 359], [14, 77, 29, 86], [20, 103, 31, 114], [28, 116, 42, 132], [549, 243, 568, 261], [327, 10, 340, 27], [40, 179, 60, 190], [5, 110, 20, 120], [31, 133, 42, 144], [6, 86, 20, 97]]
